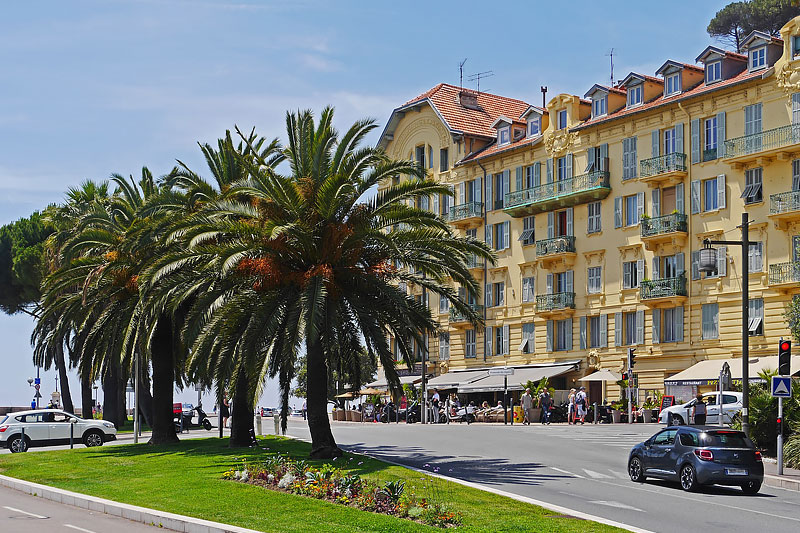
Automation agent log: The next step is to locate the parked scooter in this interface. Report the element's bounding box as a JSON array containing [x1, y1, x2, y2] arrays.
[[444, 400, 476, 424], [174, 404, 214, 432]]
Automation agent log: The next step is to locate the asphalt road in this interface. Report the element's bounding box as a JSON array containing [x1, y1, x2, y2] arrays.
[[286, 421, 800, 533]]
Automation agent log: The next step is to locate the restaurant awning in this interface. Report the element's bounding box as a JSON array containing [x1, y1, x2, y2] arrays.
[[579, 369, 622, 382], [424, 369, 489, 389], [457, 362, 580, 394], [664, 355, 800, 386], [365, 374, 423, 388]]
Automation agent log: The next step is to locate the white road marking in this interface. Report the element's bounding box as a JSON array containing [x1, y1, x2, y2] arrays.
[[550, 467, 585, 478], [583, 469, 613, 479], [64, 525, 96, 533], [589, 500, 645, 512], [609, 469, 629, 479], [3, 506, 47, 519]]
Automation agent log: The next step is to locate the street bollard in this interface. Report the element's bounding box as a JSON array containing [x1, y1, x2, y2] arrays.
[[255, 413, 262, 436], [593, 402, 598, 424], [273, 413, 281, 435], [20, 427, 26, 452], [70, 421, 74, 449]]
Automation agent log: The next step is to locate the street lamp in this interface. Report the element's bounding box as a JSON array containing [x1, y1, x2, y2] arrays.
[[699, 212, 754, 437], [93, 383, 99, 418]]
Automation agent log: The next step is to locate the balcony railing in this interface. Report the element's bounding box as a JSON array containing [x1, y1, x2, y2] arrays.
[[724, 124, 800, 159], [640, 152, 687, 178], [504, 170, 610, 209], [770, 190, 800, 215], [449, 304, 483, 323], [641, 213, 688, 238], [703, 147, 718, 161], [465, 255, 485, 269], [536, 292, 575, 312], [640, 275, 687, 300], [447, 201, 483, 222], [536, 235, 576, 256], [769, 261, 800, 285]]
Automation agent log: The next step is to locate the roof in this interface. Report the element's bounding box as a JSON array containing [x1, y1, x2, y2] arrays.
[[458, 133, 543, 164], [655, 60, 704, 75], [520, 105, 546, 120], [620, 72, 664, 87], [742, 30, 783, 49], [584, 84, 626, 98], [696, 46, 747, 63], [424, 360, 581, 390]]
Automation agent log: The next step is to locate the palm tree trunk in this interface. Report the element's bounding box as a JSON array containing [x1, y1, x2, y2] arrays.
[[81, 373, 94, 419], [229, 367, 254, 447], [55, 347, 74, 414], [307, 338, 341, 459], [102, 360, 121, 428], [117, 370, 127, 428], [136, 366, 154, 428], [149, 315, 179, 445]]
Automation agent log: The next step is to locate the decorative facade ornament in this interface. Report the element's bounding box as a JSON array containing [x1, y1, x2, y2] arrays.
[[587, 350, 600, 370], [777, 61, 800, 96], [544, 130, 578, 156]]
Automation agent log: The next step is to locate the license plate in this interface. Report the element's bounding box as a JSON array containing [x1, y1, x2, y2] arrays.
[[726, 468, 748, 476]]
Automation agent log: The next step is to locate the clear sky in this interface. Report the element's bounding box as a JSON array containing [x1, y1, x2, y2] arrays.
[[0, 0, 727, 407]]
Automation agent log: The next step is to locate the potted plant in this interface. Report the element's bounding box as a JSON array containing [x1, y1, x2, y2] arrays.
[[641, 397, 657, 423], [610, 400, 624, 423], [522, 377, 552, 423]]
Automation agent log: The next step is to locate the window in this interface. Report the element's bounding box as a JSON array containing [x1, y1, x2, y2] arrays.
[[748, 241, 764, 272], [587, 201, 601, 233], [623, 260, 641, 289], [520, 215, 535, 246], [588, 266, 602, 294], [706, 61, 721, 84], [520, 323, 535, 353], [703, 178, 718, 211], [702, 303, 719, 339], [663, 307, 681, 342], [653, 429, 677, 445], [522, 276, 535, 303], [742, 168, 763, 204], [556, 319, 570, 351], [558, 110, 568, 129], [486, 281, 505, 308], [499, 127, 510, 145], [439, 294, 449, 314], [625, 194, 639, 226], [524, 164, 537, 189], [704, 117, 718, 160], [494, 326, 509, 356], [554, 271, 572, 293], [528, 118, 541, 137], [748, 298, 764, 336], [557, 156, 567, 180], [665, 73, 680, 96], [465, 329, 476, 358], [439, 333, 450, 360], [589, 315, 601, 348], [627, 84, 643, 107], [794, 36, 800, 58], [494, 172, 506, 210], [415, 145, 425, 169], [750, 47, 766, 70], [439, 192, 450, 217], [592, 95, 607, 117], [663, 128, 676, 155], [624, 311, 637, 345], [490, 221, 510, 250], [428, 146, 433, 169], [440, 148, 449, 172], [622, 137, 637, 180]]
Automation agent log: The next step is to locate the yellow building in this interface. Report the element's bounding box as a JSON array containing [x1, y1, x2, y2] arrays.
[[378, 17, 800, 405]]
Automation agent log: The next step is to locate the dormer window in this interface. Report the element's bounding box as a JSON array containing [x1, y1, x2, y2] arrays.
[[527, 117, 541, 137], [592, 95, 607, 118], [705, 61, 721, 84], [627, 85, 643, 107], [557, 110, 568, 130], [665, 73, 681, 96], [750, 46, 766, 70], [498, 126, 510, 145]]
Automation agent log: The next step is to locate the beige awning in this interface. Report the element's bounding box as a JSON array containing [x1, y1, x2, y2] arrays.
[[664, 355, 800, 386], [365, 374, 422, 388], [424, 369, 489, 389], [457, 363, 578, 393], [579, 369, 622, 382]]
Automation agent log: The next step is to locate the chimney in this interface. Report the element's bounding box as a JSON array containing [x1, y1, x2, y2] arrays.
[[459, 90, 481, 110]]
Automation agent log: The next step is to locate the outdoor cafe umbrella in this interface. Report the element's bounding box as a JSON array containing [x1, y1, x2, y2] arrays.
[[579, 369, 622, 382], [358, 387, 386, 396], [334, 392, 357, 399]]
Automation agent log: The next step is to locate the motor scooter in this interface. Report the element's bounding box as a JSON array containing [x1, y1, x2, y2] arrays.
[[174, 405, 214, 432], [444, 401, 476, 424]]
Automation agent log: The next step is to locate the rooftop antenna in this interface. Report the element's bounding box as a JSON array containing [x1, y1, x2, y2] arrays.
[[459, 58, 468, 89], [606, 48, 615, 86], [541, 86, 548, 108], [467, 70, 494, 93]]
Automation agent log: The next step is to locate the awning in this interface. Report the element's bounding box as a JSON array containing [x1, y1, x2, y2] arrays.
[[425, 369, 489, 389], [365, 374, 423, 388], [579, 369, 622, 382], [664, 355, 800, 386], [457, 362, 579, 393]]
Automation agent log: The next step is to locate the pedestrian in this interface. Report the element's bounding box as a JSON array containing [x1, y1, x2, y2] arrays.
[[521, 388, 534, 425], [302, 400, 307, 420], [539, 388, 552, 424], [431, 389, 440, 424], [576, 386, 587, 425], [221, 396, 230, 429], [567, 388, 576, 424], [693, 393, 707, 425]]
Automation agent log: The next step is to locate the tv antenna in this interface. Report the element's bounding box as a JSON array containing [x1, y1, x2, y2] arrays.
[[606, 48, 615, 86], [467, 70, 494, 93], [459, 58, 468, 89]]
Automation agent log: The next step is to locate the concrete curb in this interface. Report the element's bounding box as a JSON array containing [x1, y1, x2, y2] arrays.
[[764, 474, 800, 491], [0, 474, 262, 533]]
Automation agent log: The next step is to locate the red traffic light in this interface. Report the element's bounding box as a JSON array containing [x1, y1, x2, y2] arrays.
[[781, 341, 791, 351]]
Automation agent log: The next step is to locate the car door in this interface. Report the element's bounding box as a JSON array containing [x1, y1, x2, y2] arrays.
[[645, 429, 678, 475], [704, 394, 720, 424], [16, 413, 48, 442], [721, 394, 741, 424], [48, 411, 75, 444]]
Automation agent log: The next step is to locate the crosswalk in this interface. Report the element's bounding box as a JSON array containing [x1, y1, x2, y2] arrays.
[[532, 425, 654, 450], [552, 466, 630, 480]]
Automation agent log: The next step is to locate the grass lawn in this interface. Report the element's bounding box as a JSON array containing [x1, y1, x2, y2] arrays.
[[0, 436, 622, 532]]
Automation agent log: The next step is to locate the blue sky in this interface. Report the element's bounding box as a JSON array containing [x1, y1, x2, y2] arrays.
[[0, 0, 727, 406]]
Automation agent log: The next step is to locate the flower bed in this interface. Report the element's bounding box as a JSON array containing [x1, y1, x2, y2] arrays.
[[222, 454, 462, 528]]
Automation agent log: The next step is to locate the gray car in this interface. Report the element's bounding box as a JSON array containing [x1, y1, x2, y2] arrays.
[[628, 426, 763, 493]]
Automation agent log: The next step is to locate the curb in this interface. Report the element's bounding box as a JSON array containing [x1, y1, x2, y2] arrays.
[[764, 474, 800, 491], [0, 474, 262, 533]]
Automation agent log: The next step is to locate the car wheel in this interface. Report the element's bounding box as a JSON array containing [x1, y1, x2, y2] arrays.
[[680, 464, 698, 491], [741, 480, 761, 494], [203, 419, 213, 431], [628, 456, 646, 482], [83, 430, 104, 447], [8, 435, 29, 453], [670, 413, 684, 426]]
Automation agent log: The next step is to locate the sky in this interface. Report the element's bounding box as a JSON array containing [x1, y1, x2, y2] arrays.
[[0, 0, 727, 408]]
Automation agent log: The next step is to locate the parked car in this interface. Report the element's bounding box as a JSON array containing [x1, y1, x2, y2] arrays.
[[260, 407, 275, 417], [628, 426, 763, 493], [659, 392, 743, 426], [0, 409, 117, 453]]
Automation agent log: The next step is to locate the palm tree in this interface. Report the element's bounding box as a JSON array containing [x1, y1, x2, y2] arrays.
[[148, 109, 491, 456]]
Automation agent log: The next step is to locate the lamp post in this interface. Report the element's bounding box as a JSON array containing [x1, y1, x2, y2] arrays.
[[93, 383, 99, 418], [699, 212, 754, 437]]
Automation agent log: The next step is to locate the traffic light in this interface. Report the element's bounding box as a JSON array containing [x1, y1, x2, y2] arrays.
[[779, 339, 791, 375], [621, 372, 628, 381], [778, 416, 783, 436], [627, 347, 636, 369]]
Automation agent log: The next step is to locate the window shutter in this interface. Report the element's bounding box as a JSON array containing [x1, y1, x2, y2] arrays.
[[586, 147, 596, 172], [432, 194, 439, 216], [600, 314, 608, 347], [599, 143, 608, 170], [580, 316, 587, 349], [566, 270, 574, 293], [614, 196, 623, 228], [475, 176, 482, 204], [503, 170, 510, 203], [676, 306, 684, 342], [691, 118, 700, 163], [717, 174, 726, 209], [503, 221, 510, 250], [651, 130, 660, 158], [652, 188, 661, 217], [631, 136, 637, 178], [676, 252, 685, 276], [614, 312, 622, 347], [515, 166, 523, 191], [653, 309, 661, 344], [546, 158, 553, 182], [754, 103, 762, 133], [485, 283, 492, 308], [485, 223, 493, 249], [637, 259, 645, 286], [565, 153, 573, 178], [546, 320, 554, 352], [794, 160, 800, 191], [622, 137, 630, 177], [562, 318, 571, 351], [459, 182, 466, 204], [486, 326, 493, 357], [652, 257, 661, 280], [547, 212, 555, 238], [534, 161, 541, 186], [503, 325, 510, 355], [691, 180, 701, 214], [691, 250, 700, 280], [676, 182, 685, 214], [486, 174, 492, 210], [717, 112, 726, 155], [566, 207, 574, 236], [636, 310, 644, 345], [546, 273, 553, 294], [623, 262, 631, 289], [793, 94, 800, 124], [717, 245, 727, 276], [637, 192, 645, 222], [675, 122, 684, 154]]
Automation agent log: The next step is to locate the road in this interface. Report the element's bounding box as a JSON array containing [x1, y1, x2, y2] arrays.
[[286, 421, 800, 533]]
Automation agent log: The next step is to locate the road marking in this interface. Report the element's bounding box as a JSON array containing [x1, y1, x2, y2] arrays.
[[583, 469, 613, 479], [64, 525, 96, 533], [550, 467, 585, 478], [609, 469, 629, 479], [3, 506, 47, 519], [589, 500, 645, 512]]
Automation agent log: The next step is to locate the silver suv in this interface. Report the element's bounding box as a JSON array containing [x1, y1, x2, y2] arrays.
[[0, 409, 117, 452]]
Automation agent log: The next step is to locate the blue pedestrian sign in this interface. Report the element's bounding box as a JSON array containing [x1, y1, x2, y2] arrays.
[[772, 376, 792, 398]]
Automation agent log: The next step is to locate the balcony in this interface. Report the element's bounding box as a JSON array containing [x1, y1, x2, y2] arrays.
[[769, 261, 800, 291], [503, 170, 610, 217], [639, 153, 687, 187], [465, 255, 485, 278], [536, 292, 575, 317], [449, 304, 483, 325], [535, 235, 577, 269], [723, 124, 800, 169], [768, 190, 800, 229], [703, 147, 718, 162], [640, 213, 688, 251], [447, 202, 483, 227], [640, 275, 687, 306]]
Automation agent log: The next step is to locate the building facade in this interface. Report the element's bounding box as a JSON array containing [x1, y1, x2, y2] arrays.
[[378, 17, 800, 403]]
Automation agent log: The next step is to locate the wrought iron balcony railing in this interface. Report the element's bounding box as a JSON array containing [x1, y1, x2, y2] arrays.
[[770, 190, 800, 215], [769, 261, 800, 285], [449, 304, 483, 323], [724, 124, 800, 159], [465, 255, 485, 269], [447, 201, 483, 222], [504, 171, 610, 209], [640, 213, 688, 238], [535, 235, 576, 256], [640, 275, 687, 300], [640, 152, 687, 178], [703, 147, 718, 161], [536, 292, 575, 311]]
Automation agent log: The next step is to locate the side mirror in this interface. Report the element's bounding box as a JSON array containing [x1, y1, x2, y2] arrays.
[[70, 419, 78, 424]]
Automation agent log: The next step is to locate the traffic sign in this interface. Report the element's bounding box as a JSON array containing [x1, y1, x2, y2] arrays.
[[488, 368, 515, 376], [34, 383, 40, 391], [772, 376, 792, 398]]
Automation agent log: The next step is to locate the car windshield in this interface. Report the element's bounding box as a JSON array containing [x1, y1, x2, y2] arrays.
[[700, 431, 751, 448]]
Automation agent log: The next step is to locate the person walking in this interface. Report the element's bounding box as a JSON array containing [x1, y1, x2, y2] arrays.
[[567, 388, 576, 425], [221, 396, 230, 429], [431, 389, 440, 424], [539, 389, 552, 424], [521, 388, 534, 425], [693, 393, 707, 425], [576, 386, 587, 425], [302, 400, 307, 420]]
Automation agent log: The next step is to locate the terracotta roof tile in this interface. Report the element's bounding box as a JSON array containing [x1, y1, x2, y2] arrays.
[[458, 135, 542, 164]]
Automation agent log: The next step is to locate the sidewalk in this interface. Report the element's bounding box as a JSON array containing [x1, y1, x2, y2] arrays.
[[763, 460, 800, 491]]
